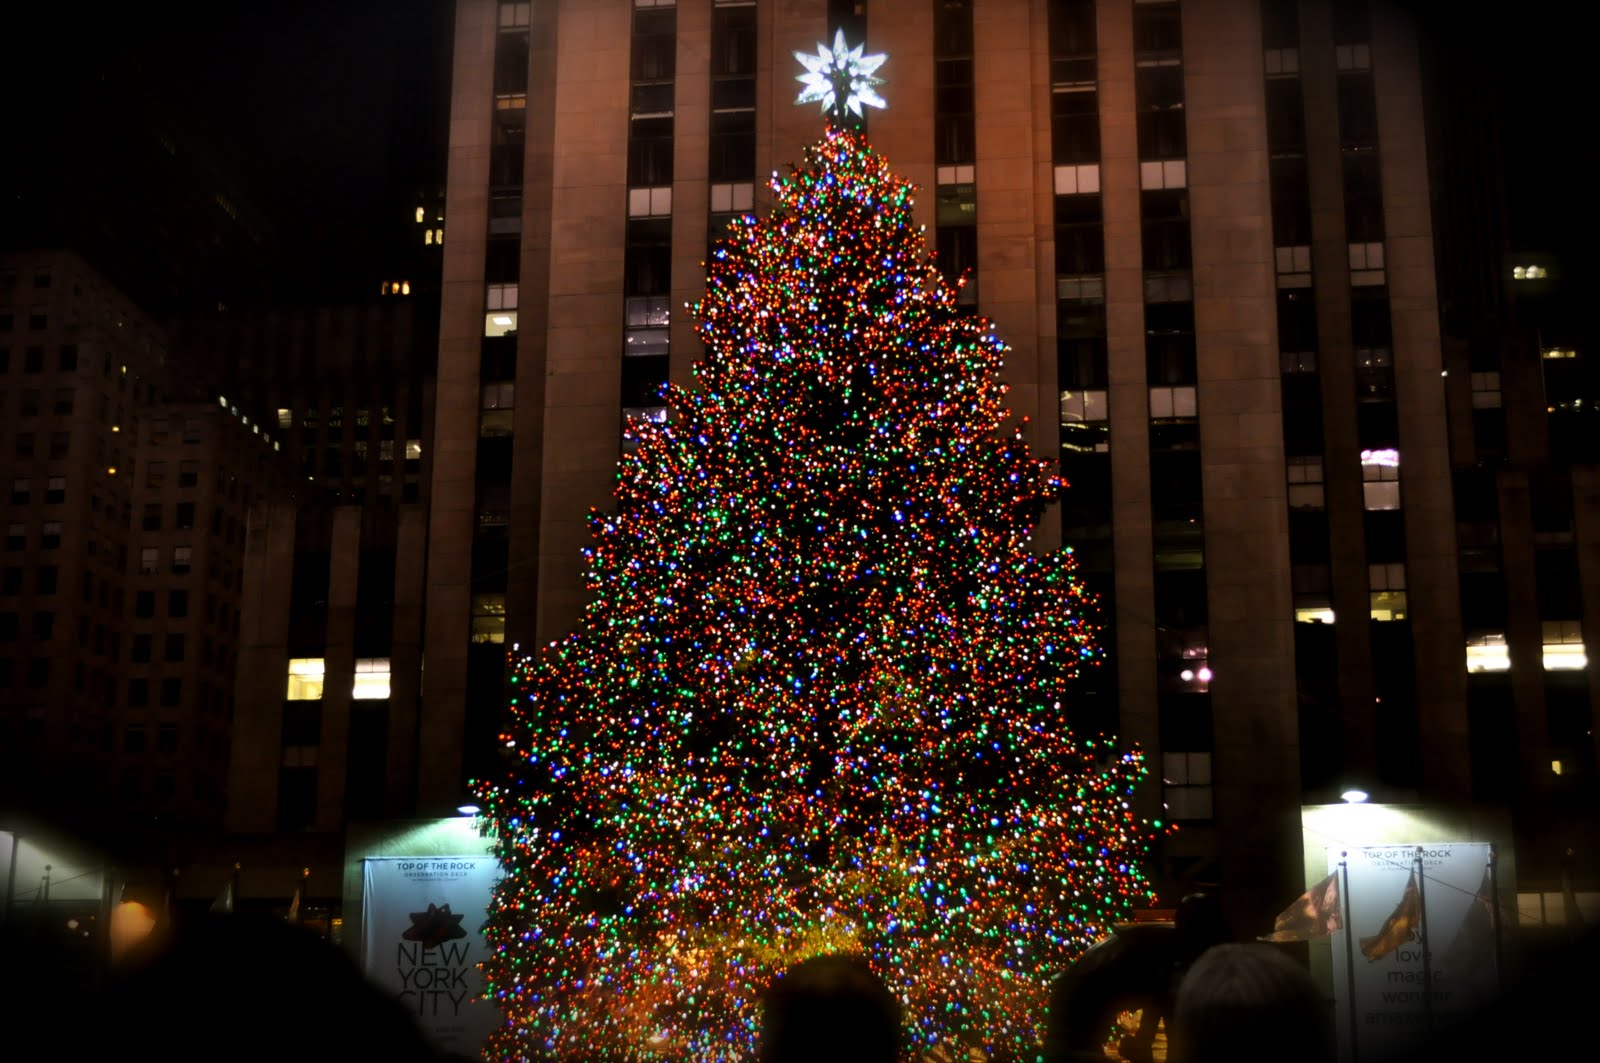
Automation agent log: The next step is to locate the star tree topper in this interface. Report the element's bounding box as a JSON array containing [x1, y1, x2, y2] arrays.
[[794, 29, 888, 119]]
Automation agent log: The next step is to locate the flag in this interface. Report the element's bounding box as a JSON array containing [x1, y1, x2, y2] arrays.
[[286, 885, 301, 924], [210, 880, 234, 914], [1360, 869, 1421, 961], [1441, 865, 1496, 975], [1260, 870, 1342, 942]]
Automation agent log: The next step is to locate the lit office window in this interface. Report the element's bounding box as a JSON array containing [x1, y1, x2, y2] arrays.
[[1369, 563, 1406, 621], [286, 658, 326, 700], [1542, 620, 1587, 671], [1361, 448, 1400, 510], [472, 594, 507, 644], [486, 284, 518, 337], [353, 659, 391, 700], [1465, 633, 1510, 673]]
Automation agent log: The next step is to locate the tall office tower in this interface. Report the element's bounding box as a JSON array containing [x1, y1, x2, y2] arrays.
[[0, 250, 290, 848], [426, 0, 1500, 925], [169, 306, 438, 843]]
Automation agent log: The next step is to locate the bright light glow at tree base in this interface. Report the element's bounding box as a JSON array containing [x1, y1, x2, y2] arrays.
[[476, 124, 1162, 1063]]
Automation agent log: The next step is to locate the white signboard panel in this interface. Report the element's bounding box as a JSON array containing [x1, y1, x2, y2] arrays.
[[1327, 843, 1499, 1063], [361, 855, 503, 1056]]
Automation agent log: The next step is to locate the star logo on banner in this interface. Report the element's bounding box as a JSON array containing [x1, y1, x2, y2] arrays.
[[794, 29, 888, 118], [402, 902, 467, 950]]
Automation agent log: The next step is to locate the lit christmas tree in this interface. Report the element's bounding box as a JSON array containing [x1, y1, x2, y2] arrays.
[[476, 37, 1159, 1063]]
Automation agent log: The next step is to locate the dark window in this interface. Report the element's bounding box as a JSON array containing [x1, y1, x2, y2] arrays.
[[58, 344, 78, 371], [36, 566, 57, 595], [128, 677, 149, 707], [1343, 152, 1384, 242], [28, 657, 48, 688], [169, 589, 188, 618], [158, 723, 179, 753], [32, 611, 53, 640], [179, 460, 198, 488], [628, 116, 674, 186], [1132, 3, 1183, 55], [142, 503, 161, 531], [1265, 78, 1305, 155], [1337, 75, 1379, 151], [160, 677, 181, 707], [125, 725, 146, 753], [0, 568, 20, 595], [277, 767, 318, 831], [136, 590, 155, 618], [176, 501, 195, 529], [711, 4, 757, 74], [1137, 108, 1187, 159], [24, 347, 44, 372], [164, 633, 185, 662], [1048, 0, 1097, 56], [708, 110, 755, 181], [131, 634, 152, 662], [631, 8, 676, 81]]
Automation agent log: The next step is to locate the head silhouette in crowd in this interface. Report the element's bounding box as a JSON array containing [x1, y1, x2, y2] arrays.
[[1168, 943, 1334, 1063], [759, 954, 901, 1063]]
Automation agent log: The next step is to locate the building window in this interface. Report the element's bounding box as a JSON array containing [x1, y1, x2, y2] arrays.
[[131, 634, 153, 663], [1052, 164, 1100, 196], [140, 547, 160, 574], [46, 477, 64, 504], [353, 658, 391, 700], [164, 633, 185, 662], [286, 658, 325, 700], [172, 545, 192, 573], [179, 460, 199, 488], [142, 503, 161, 531], [1275, 245, 1311, 288], [1144, 272, 1193, 303], [1335, 43, 1371, 71], [628, 186, 673, 218], [4, 524, 22, 551], [1349, 241, 1385, 286], [40, 521, 61, 549], [1287, 457, 1324, 509], [1059, 389, 1109, 426], [146, 461, 166, 488], [498, 2, 531, 29], [1264, 48, 1299, 76], [1369, 563, 1407, 621], [1466, 632, 1510, 673], [1139, 159, 1187, 190], [1470, 372, 1502, 409], [1542, 620, 1586, 671], [1149, 386, 1197, 420], [1163, 752, 1213, 821], [1361, 448, 1400, 509], [160, 677, 181, 707], [471, 593, 507, 644], [135, 590, 155, 618], [481, 382, 515, 437], [486, 284, 518, 337], [36, 566, 57, 595]]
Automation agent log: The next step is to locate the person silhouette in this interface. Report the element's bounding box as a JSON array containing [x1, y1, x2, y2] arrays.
[[1167, 942, 1333, 1063], [759, 954, 900, 1063]]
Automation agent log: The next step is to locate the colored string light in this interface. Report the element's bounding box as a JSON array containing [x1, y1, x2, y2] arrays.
[[475, 124, 1160, 1063]]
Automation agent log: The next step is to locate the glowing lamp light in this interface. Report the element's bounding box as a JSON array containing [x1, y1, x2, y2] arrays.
[[1197, 666, 1213, 682], [1340, 788, 1370, 804], [1359, 448, 1400, 468], [1179, 669, 1194, 682], [492, 315, 514, 326], [458, 803, 483, 816]]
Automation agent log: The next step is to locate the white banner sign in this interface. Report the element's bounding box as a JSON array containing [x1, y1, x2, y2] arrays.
[[361, 855, 503, 1056], [1327, 843, 1499, 1063]]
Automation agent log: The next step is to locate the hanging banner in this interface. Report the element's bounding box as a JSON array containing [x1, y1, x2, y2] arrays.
[[361, 855, 503, 1055], [1327, 843, 1499, 1063]]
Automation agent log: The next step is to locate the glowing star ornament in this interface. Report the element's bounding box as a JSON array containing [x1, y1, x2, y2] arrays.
[[794, 29, 888, 118]]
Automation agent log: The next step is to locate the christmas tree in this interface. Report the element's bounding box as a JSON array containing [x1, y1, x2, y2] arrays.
[[477, 88, 1158, 1063]]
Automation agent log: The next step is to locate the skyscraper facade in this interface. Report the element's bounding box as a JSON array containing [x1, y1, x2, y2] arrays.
[[421, 0, 1595, 925]]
